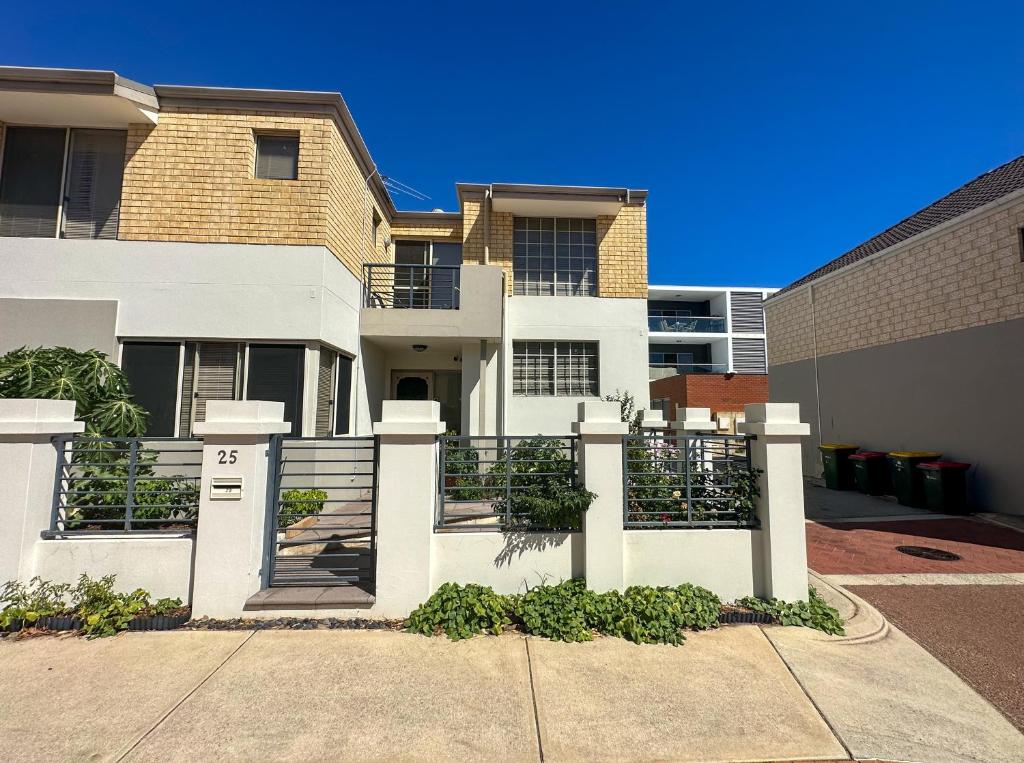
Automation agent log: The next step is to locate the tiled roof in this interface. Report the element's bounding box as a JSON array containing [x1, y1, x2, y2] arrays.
[[774, 155, 1024, 297]]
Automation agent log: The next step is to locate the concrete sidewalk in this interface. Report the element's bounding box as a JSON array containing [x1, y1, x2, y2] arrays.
[[2, 587, 1022, 763]]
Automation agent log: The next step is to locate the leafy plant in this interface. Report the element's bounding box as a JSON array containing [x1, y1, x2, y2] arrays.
[[515, 579, 596, 642], [407, 582, 513, 640], [488, 437, 596, 530], [443, 434, 488, 501], [72, 574, 150, 638], [0, 577, 71, 628], [278, 488, 329, 528], [0, 346, 147, 436], [738, 587, 845, 636], [604, 390, 643, 434], [138, 597, 185, 617]]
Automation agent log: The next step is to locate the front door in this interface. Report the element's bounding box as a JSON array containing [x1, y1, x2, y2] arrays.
[[392, 371, 433, 401]]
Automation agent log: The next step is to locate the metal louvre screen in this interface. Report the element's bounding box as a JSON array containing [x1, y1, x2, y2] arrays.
[[61, 129, 126, 240], [268, 437, 377, 589], [729, 291, 766, 333], [315, 350, 336, 437], [732, 338, 767, 373], [623, 432, 758, 528]]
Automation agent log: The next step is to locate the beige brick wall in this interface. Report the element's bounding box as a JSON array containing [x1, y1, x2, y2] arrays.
[[766, 195, 1024, 364], [597, 202, 647, 298], [118, 107, 389, 280], [390, 216, 462, 242]]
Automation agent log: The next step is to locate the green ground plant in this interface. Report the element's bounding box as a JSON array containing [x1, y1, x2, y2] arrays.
[[278, 488, 329, 528], [0, 577, 71, 628], [407, 582, 513, 640], [738, 587, 846, 636]]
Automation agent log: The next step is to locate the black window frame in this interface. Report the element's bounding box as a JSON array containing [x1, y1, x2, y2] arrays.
[[254, 133, 300, 181]]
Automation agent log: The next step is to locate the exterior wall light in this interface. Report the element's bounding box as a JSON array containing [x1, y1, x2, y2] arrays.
[[412, 344, 428, 353]]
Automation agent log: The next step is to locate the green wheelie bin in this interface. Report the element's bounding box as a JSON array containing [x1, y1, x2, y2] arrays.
[[819, 444, 859, 490], [887, 451, 942, 508], [849, 451, 889, 495], [917, 461, 971, 514]]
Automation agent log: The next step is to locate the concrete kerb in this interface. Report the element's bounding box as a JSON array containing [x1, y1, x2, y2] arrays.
[[808, 570, 890, 644]]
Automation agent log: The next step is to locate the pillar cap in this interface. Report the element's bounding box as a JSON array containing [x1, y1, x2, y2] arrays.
[[374, 400, 445, 436], [671, 405, 715, 433], [739, 403, 809, 436], [194, 400, 291, 436], [638, 409, 668, 430], [0, 399, 85, 435], [573, 400, 628, 436]]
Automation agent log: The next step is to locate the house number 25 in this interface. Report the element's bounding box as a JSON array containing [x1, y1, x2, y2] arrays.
[[217, 449, 238, 465]]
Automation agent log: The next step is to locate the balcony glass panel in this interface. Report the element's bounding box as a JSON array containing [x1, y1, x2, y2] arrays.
[[647, 315, 727, 333]]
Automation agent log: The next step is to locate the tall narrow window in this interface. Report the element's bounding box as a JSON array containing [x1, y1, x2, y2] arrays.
[[334, 354, 353, 435], [120, 342, 181, 437], [255, 134, 299, 180], [0, 127, 67, 237], [247, 345, 305, 437], [315, 349, 337, 437], [179, 342, 243, 436], [62, 129, 127, 240], [513, 217, 597, 296]]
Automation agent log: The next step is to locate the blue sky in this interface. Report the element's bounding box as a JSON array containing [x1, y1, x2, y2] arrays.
[[7, 1, 1024, 286]]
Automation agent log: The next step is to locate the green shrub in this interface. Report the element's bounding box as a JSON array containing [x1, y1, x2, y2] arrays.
[[738, 587, 845, 636], [72, 574, 150, 638], [0, 577, 71, 628], [407, 582, 513, 640], [278, 488, 329, 528], [413, 579, 723, 645]]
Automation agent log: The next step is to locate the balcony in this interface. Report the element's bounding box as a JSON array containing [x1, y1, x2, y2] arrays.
[[649, 362, 728, 380], [359, 263, 504, 342], [364, 264, 460, 309], [647, 315, 726, 334]]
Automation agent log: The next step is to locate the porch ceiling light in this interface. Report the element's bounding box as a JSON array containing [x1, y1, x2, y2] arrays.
[[412, 344, 428, 353]]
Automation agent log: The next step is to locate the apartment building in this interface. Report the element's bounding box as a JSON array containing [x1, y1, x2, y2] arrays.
[[765, 155, 1024, 513], [647, 285, 775, 427], [0, 66, 651, 437]]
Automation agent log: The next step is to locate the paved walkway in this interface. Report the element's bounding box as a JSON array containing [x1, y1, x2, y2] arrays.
[[3, 577, 1022, 762]]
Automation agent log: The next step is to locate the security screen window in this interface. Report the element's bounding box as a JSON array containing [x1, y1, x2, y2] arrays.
[[246, 345, 305, 437], [513, 341, 598, 396], [513, 217, 597, 296], [255, 134, 299, 180], [0, 126, 127, 239], [120, 342, 182, 437]]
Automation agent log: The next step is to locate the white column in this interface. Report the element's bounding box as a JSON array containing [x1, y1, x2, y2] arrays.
[[740, 403, 811, 602], [191, 401, 290, 618], [373, 400, 444, 617], [0, 400, 85, 584], [672, 406, 717, 433], [573, 401, 629, 593]]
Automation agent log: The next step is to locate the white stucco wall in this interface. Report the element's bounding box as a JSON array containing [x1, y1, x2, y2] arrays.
[[623, 530, 762, 602], [504, 296, 650, 435], [431, 532, 583, 594], [31, 537, 195, 601]]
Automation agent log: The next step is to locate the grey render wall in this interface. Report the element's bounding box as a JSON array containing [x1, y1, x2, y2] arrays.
[[769, 316, 1024, 513], [0, 298, 118, 357]]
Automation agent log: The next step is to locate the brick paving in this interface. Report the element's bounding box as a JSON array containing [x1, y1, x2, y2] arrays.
[[806, 518, 1024, 575], [849, 584, 1024, 731]]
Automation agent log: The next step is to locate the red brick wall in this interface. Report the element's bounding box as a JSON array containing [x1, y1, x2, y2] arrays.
[[649, 374, 769, 418]]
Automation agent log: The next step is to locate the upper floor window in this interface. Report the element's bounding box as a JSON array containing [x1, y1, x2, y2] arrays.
[[513, 217, 597, 296], [0, 126, 126, 239], [255, 134, 299, 180]]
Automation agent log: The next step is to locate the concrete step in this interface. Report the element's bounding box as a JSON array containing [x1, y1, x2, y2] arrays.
[[244, 585, 375, 611]]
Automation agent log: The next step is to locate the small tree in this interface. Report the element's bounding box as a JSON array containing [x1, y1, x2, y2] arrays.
[[0, 346, 147, 436]]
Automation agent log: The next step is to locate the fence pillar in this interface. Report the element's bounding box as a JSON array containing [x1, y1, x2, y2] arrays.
[[0, 400, 85, 584], [740, 403, 811, 601], [373, 401, 444, 617], [573, 401, 629, 592], [638, 408, 668, 431], [673, 406, 717, 433], [191, 401, 290, 618]]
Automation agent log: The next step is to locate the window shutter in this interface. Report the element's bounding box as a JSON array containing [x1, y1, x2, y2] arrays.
[[179, 343, 196, 436], [729, 291, 766, 333], [0, 127, 66, 238], [62, 129, 126, 240], [732, 338, 767, 373], [315, 350, 336, 436], [193, 343, 241, 425]]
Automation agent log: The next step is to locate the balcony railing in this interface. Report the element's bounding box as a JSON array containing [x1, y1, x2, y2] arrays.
[[648, 316, 727, 333], [649, 363, 728, 379], [363, 264, 460, 309]]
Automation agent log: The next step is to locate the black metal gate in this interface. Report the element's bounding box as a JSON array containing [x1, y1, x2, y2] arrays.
[[266, 435, 377, 590]]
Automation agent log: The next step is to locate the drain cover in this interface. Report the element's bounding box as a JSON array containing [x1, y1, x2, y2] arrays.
[[896, 545, 962, 561]]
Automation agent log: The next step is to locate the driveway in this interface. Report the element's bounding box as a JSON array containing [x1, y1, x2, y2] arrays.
[[804, 481, 1024, 735]]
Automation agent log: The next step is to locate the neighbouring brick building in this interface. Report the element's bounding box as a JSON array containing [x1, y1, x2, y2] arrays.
[[765, 155, 1024, 513], [649, 373, 769, 430], [0, 66, 650, 439]]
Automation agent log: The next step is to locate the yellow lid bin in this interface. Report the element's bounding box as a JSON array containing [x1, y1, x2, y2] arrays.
[[820, 443, 859, 450], [888, 451, 942, 459]]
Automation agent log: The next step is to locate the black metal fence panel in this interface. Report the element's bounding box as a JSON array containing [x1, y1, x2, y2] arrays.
[[50, 436, 202, 534], [268, 436, 377, 590], [363, 263, 460, 309], [438, 435, 578, 531], [623, 432, 759, 529]]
